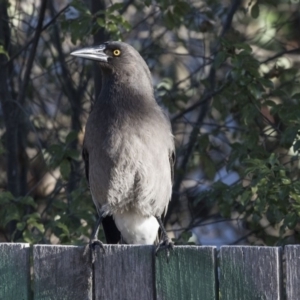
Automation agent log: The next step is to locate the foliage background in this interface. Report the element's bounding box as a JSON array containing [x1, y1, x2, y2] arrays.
[[1, 0, 300, 247]]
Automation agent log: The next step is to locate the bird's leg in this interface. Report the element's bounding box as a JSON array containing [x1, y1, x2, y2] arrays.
[[90, 215, 106, 249], [84, 214, 106, 263], [155, 216, 174, 259]]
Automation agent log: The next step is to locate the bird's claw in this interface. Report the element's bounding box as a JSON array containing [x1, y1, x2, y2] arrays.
[[89, 239, 106, 253], [155, 238, 174, 262], [84, 239, 106, 263]]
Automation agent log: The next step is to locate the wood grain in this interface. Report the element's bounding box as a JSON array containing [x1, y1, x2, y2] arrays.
[[94, 245, 154, 300], [155, 246, 217, 300], [285, 245, 300, 300], [220, 246, 283, 300], [0, 243, 30, 300], [33, 245, 92, 300]]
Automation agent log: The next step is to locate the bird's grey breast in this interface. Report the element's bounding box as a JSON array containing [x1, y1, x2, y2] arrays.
[[84, 102, 173, 217]]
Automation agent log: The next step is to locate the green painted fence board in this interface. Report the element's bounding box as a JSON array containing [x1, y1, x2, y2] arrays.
[[155, 246, 217, 300], [220, 246, 282, 300], [2, 243, 295, 299], [33, 245, 92, 300], [0, 243, 30, 300], [285, 245, 300, 300], [94, 245, 154, 300]]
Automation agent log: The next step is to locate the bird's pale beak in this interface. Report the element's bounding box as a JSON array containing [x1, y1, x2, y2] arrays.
[[71, 45, 108, 62]]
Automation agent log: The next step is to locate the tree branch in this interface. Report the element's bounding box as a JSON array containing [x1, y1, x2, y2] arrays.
[[16, 0, 48, 198], [261, 47, 300, 64], [0, 0, 18, 196], [17, 0, 48, 103], [3, 4, 69, 66], [171, 84, 228, 122], [166, 0, 242, 223]]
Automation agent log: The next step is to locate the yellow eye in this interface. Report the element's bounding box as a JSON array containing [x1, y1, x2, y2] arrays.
[[113, 49, 121, 56]]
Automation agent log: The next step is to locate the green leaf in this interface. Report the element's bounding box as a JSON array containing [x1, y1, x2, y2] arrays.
[[106, 3, 124, 14], [19, 196, 36, 208], [240, 190, 251, 206], [197, 134, 209, 152], [70, 0, 90, 14], [60, 159, 71, 180], [2, 207, 20, 227], [26, 212, 41, 220], [284, 213, 298, 230], [157, 78, 173, 91], [280, 127, 298, 147], [251, 2, 259, 19], [266, 206, 284, 224], [268, 153, 278, 166], [202, 154, 216, 180], [48, 144, 64, 162], [292, 93, 300, 100], [56, 222, 70, 236], [252, 213, 261, 222], [248, 83, 262, 99], [235, 43, 252, 53], [0, 191, 14, 204], [174, 1, 190, 16], [107, 22, 118, 33], [121, 19, 131, 31], [144, 0, 151, 6], [64, 149, 80, 160], [264, 100, 276, 107], [164, 10, 176, 29], [66, 131, 78, 144], [17, 222, 26, 231], [52, 199, 67, 209], [259, 78, 274, 89], [0, 45, 9, 59], [214, 51, 227, 68], [282, 178, 291, 185], [32, 222, 45, 233], [23, 229, 36, 243]]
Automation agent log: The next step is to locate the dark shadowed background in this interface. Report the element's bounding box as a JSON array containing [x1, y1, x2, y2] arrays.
[[1, 0, 300, 247]]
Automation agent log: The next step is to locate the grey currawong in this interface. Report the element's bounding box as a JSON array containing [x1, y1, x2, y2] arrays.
[[71, 41, 175, 251]]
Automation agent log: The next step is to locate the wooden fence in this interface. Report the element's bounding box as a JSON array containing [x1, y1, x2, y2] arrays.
[[0, 243, 299, 299]]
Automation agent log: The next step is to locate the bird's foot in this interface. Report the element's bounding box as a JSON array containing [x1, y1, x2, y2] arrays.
[[84, 239, 106, 263], [155, 237, 174, 262]]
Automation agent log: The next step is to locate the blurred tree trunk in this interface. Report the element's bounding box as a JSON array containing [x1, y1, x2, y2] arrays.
[[0, 0, 48, 240], [0, 0, 21, 240], [90, 0, 109, 102], [49, 1, 82, 200], [16, 0, 48, 199], [0, 0, 19, 197]]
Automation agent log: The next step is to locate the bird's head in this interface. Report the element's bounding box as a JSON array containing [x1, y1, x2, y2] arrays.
[[71, 41, 152, 88]]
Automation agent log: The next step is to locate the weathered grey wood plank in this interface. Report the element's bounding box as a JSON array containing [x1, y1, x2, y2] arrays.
[[33, 245, 92, 300], [285, 245, 300, 300], [155, 246, 217, 300], [220, 246, 282, 300], [94, 245, 154, 300], [0, 243, 30, 300]]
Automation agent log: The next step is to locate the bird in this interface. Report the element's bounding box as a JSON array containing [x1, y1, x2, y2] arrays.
[[71, 41, 175, 255]]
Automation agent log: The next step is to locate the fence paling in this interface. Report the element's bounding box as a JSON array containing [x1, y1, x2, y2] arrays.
[[286, 245, 300, 300], [220, 246, 282, 300], [0, 243, 30, 300], [2, 243, 299, 300], [156, 246, 217, 300], [33, 245, 92, 300], [94, 245, 154, 300]]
